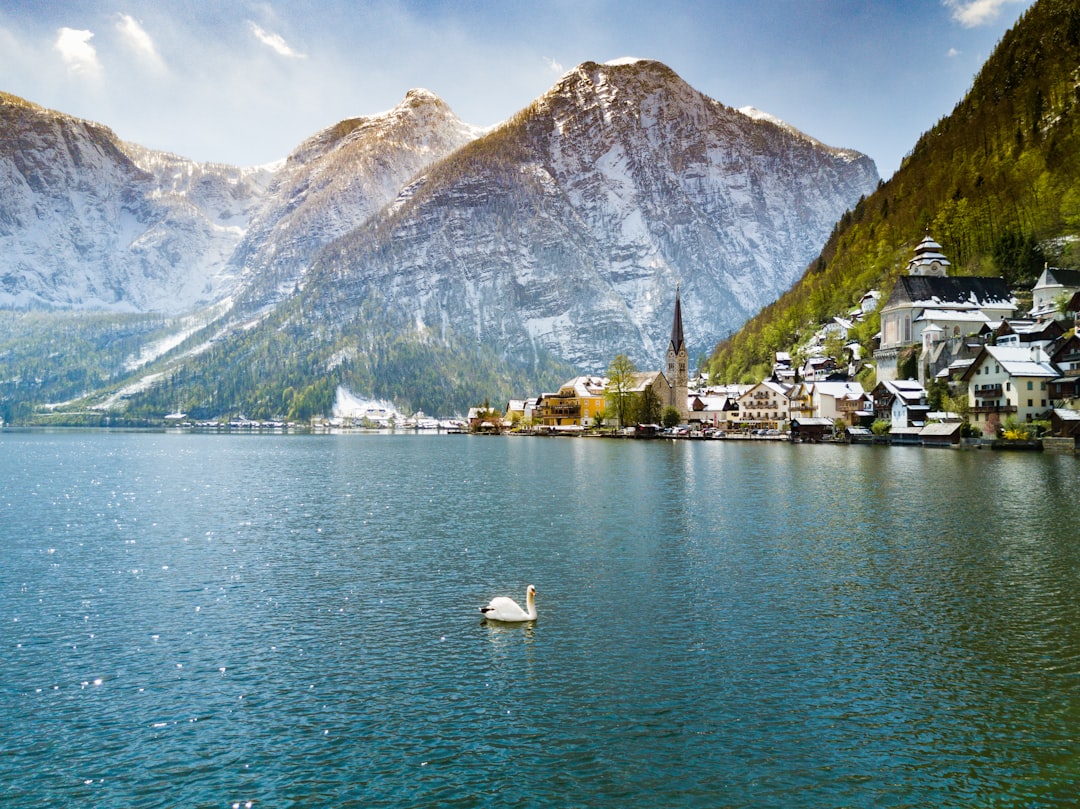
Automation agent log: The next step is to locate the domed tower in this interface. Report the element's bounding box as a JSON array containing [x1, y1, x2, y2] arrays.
[[665, 284, 689, 422], [907, 232, 951, 277]]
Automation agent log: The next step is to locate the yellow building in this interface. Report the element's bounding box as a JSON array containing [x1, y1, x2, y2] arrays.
[[534, 376, 608, 428]]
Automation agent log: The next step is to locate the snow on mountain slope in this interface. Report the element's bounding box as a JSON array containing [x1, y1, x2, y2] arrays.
[[0, 88, 479, 315], [0, 92, 270, 312], [307, 60, 879, 371], [2, 59, 878, 410], [229, 89, 484, 309]]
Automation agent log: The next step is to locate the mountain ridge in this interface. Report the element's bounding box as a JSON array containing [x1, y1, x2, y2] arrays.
[[1, 59, 878, 420], [227, 87, 484, 310], [0, 90, 272, 311], [303, 58, 878, 372]]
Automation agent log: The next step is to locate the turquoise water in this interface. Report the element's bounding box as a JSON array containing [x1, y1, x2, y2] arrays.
[[1, 432, 1079, 807]]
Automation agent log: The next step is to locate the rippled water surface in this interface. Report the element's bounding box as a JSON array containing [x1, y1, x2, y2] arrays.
[[2, 432, 1079, 807]]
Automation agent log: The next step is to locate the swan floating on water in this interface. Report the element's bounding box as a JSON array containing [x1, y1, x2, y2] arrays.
[[480, 585, 537, 622]]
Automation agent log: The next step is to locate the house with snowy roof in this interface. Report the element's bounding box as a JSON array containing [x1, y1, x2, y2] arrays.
[[871, 379, 928, 427], [988, 318, 1064, 347], [1048, 334, 1080, 404], [961, 344, 1059, 432], [786, 381, 813, 422], [534, 375, 608, 428], [857, 290, 880, 316], [689, 392, 740, 426], [808, 381, 870, 425], [1049, 408, 1080, 444], [800, 355, 839, 382], [875, 233, 1015, 382], [772, 351, 796, 383], [1031, 267, 1080, 320]]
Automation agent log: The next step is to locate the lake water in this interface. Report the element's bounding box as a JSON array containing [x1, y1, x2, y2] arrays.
[[1, 431, 1079, 808]]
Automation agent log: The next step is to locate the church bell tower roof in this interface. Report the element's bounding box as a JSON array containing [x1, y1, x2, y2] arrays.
[[669, 283, 685, 355]]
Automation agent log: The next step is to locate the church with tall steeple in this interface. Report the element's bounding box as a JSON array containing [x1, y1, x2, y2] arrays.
[[665, 283, 690, 422]]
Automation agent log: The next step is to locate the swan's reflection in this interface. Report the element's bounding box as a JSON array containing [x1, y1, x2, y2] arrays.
[[482, 618, 536, 644]]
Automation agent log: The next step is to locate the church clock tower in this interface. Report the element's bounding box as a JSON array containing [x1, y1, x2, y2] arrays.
[[665, 284, 689, 422]]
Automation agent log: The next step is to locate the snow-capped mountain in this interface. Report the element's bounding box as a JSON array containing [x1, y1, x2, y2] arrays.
[[229, 88, 483, 309], [306, 59, 879, 370], [0, 92, 272, 311], [2, 59, 879, 414]]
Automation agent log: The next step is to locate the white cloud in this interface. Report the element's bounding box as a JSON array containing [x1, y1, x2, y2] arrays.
[[943, 0, 1025, 28], [54, 27, 102, 78], [544, 56, 564, 75], [946, 47, 961, 57], [249, 22, 305, 59], [116, 14, 165, 72]]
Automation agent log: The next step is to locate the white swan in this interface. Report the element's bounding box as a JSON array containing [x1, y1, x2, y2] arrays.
[[480, 585, 537, 622]]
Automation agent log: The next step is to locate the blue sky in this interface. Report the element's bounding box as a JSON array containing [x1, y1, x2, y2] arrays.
[[0, 0, 1035, 178]]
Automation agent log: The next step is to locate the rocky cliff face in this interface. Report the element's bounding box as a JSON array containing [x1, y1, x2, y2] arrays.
[[0, 92, 272, 311], [228, 89, 483, 309], [308, 59, 879, 370]]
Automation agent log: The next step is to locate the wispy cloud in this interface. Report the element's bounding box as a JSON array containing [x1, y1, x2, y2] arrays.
[[544, 57, 564, 75], [54, 27, 102, 78], [946, 47, 961, 58], [116, 13, 165, 72], [944, 0, 1025, 28], [249, 22, 305, 58]]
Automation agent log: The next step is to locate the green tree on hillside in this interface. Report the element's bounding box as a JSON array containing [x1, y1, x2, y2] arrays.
[[993, 230, 1045, 286]]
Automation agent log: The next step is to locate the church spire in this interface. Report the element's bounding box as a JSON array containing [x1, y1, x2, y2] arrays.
[[669, 282, 685, 355], [665, 282, 689, 423]]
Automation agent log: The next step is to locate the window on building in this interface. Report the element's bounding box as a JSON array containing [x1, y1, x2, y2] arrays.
[[1028, 399, 1033, 407], [1027, 381, 1033, 390]]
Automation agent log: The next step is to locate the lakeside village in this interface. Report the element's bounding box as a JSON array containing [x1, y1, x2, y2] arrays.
[[149, 233, 1080, 454], [477, 233, 1080, 454]]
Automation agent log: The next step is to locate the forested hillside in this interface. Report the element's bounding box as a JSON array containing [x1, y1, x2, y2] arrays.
[[709, 0, 1080, 383], [0, 311, 175, 424], [99, 290, 574, 422]]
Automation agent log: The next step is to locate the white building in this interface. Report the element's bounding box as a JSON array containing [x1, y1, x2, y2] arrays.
[[810, 381, 870, 424], [736, 381, 790, 428], [961, 344, 1058, 430], [1031, 267, 1080, 320], [875, 233, 1015, 381]]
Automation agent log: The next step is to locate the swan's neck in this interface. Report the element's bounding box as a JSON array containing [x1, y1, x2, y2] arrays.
[[525, 591, 537, 619]]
